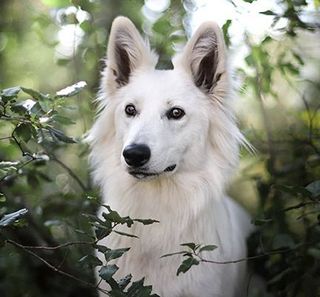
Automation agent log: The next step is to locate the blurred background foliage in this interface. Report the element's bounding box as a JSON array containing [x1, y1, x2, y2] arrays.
[[0, 0, 319, 296]]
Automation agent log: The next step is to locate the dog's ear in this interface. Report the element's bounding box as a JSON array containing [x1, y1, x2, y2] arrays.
[[106, 17, 157, 89], [175, 22, 227, 95]]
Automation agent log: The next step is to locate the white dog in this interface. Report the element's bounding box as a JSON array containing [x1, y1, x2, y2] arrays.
[[88, 16, 252, 297]]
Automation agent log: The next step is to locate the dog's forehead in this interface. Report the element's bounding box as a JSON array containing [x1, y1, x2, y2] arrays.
[[127, 69, 197, 102]]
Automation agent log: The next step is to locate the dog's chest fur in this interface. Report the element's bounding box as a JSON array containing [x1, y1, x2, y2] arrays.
[[97, 173, 251, 297]]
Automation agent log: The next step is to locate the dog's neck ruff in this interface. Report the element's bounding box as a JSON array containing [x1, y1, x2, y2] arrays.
[[98, 163, 227, 222]]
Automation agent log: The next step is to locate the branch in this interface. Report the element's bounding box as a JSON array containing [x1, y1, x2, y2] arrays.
[[6, 239, 109, 295], [20, 240, 96, 250], [282, 201, 319, 213], [51, 156, 88, 192], [199, 247, 296, 265]]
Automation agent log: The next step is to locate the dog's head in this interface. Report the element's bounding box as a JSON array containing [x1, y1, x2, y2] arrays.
[[89, 17, 244, 182]]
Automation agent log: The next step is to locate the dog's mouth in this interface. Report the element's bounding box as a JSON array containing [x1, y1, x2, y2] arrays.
[[129, 164, 176, 179]]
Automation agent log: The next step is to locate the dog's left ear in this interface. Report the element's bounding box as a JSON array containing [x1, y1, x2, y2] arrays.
[[175, 22, 227, 95]]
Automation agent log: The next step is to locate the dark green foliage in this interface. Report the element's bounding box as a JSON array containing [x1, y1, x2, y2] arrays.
[[0, 0, 319, 296]]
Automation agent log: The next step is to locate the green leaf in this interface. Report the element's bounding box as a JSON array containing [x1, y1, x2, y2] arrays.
[[118, 274, 132, 290], [30, 102, 45, 116], [11, 99, 35, 114], [55, 81, 87, 98], [275, 184, 312, 198], [260, 10, 277, 15], [1, 86, 21, 103], [113, 230, 138, 238], [48, 127, 77, 143], [252, 218, 273, 226], [222, 19, 232, 47], [102, 207, 125, 223], [126, 278, 159, 297], [21, 87, 49, 101], [153, 17, 171, 34], [305, 181, 320, 198], [80, 20, 92, 33], [0, 208, 28, 227], [0, 193, 6, 203], [180, 242, 197, 251], [272, 234, 295, 249], [104, 247, 130, 262], [160, 251, 188, 258], [79, 254, 103, 267], [292, 52, 304, 65], [0, 162, 19, 179], [177, 257, 199, 275], [99, 264, 119, 281], [0, 161, 19, 169], [307, 248, 320, 259], [199, 245, 218, 253], [133, 219, 159, 225], [95, 244, 108, 253], [282, 63, 299, 75], [94, 226, 112, 240], [52, 114, 75, 125], [242, 0, 257, 2], [15, 122, 36, 143], [56, 58, 71, 66]]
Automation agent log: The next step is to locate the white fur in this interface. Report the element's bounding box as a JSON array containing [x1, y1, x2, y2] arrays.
[[88, 16, 252, 297]]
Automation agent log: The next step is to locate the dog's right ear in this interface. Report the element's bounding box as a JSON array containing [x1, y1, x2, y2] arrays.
[[105, 17, 157, 91]]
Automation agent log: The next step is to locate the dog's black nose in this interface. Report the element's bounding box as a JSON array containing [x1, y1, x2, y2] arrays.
[[123, 144, 151, 167]]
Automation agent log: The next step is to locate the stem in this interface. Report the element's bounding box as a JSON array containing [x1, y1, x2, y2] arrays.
[[282, 201, 319, 213], [51, 156, 87, 192], [199, 247, 296, 265], [6, 239, 109, 295], [19, 240, 96, 250]]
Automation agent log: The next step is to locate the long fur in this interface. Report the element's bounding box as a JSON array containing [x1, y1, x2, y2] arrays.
[[88, 16, 252, 297]]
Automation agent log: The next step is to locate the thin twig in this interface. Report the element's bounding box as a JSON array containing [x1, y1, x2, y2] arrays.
[[7, 240, 95, 287], [282, 201, 319, 213], [20, 240, 96, 250], [199, 247, 295, 265], [51, 156, 87, 192], [0, 136, 12, 141], [6, 239, 109, 295]]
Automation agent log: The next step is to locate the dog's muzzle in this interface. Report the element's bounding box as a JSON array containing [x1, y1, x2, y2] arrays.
[[123, 143, 176, 179]]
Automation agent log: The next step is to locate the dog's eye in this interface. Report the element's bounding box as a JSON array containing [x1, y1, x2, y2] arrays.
[[167, 107, 185, 120], [125, 104, 137, 117]]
